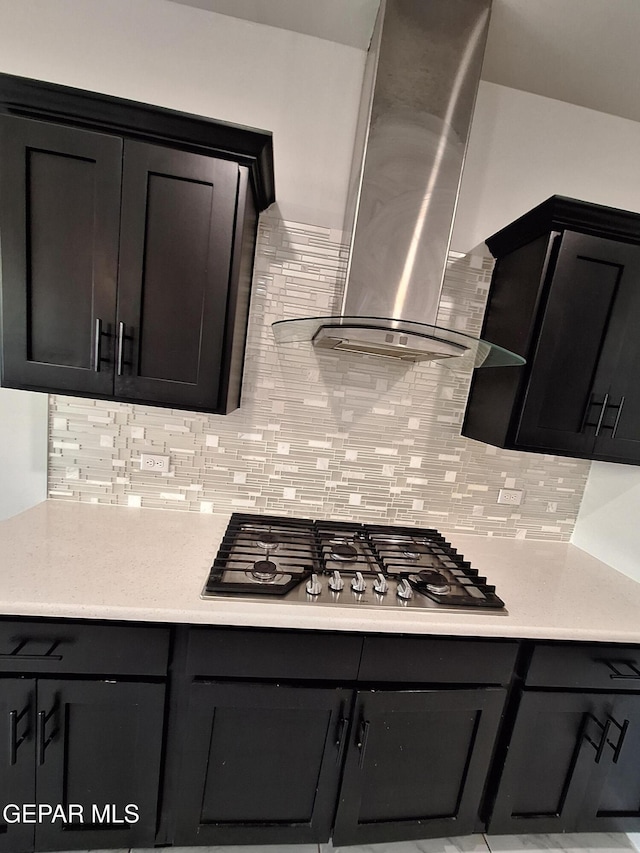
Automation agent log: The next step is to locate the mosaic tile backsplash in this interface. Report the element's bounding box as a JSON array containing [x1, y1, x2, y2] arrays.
[[48, 214, 591, 540]]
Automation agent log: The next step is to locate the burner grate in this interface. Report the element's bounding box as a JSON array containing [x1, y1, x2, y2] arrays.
[[203, 513, 505, 609]]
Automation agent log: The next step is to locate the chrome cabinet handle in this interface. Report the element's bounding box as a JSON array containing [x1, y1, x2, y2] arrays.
[[116, 321, 126, 376]]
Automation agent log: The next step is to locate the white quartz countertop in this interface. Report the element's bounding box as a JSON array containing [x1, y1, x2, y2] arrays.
[[1, 500, 639, 643]]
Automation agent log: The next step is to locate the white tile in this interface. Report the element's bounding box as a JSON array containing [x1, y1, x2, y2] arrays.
[[483, 833, 638, 853], [322, 835, 489, 853]]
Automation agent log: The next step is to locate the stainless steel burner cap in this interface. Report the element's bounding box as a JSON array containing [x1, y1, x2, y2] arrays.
[[249, 559, 279, 582], [418, 570, 450, 595], [254, 532, 280, 551], [330, 542, 359, 562]]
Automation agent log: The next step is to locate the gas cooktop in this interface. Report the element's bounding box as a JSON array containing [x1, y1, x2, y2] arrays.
[[202, 514, 506, 612]]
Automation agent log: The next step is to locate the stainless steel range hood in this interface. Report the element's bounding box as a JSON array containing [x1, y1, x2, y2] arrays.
[[273, 0, 523, 369]]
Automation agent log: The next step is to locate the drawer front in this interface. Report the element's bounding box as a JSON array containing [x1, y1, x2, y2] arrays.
[[0, 620, 170, 676], [526, 643, 640, 689], [358, 636, 519, 684], [187, 627, 363, 680]]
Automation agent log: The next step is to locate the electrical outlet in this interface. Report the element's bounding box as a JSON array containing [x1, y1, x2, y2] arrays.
[[140, 453, 170, 473], [497, 488, 523, 506]]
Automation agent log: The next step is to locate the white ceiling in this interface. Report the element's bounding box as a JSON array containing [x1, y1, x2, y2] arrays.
[[168, 0, 640, 125]]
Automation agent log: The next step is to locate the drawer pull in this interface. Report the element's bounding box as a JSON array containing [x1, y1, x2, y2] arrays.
[[603, 659, 640, 680], [357, 719, 370, 769], [0, 638, 63, 662]]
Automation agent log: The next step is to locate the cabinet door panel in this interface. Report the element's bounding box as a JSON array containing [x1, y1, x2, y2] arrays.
[[175, 681, 348, 846], [580, 693, 640, 831], [34, 679, 164, 851], [115, 141, 239, 410], [516, 232, 630, 454], [0, 679, 35, 853], [0, 115, 121, 394], [333, 688, 506, 846], [488, 691, 612, 834]]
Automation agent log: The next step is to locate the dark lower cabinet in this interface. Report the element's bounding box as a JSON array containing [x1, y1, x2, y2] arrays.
[[333, 688, 507, 846], [488, 691, 640, 835], [0, 677, 165, 853], [0, 680, 35, 853], [34, 680, 165, 851], [174, 681, 349, 846]]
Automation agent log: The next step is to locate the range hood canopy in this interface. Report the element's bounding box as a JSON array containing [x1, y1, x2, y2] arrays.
[[273, 0, 523, 370]]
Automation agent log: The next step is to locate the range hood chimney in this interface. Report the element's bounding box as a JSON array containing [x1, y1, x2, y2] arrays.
[[273, 0, 523, 369]]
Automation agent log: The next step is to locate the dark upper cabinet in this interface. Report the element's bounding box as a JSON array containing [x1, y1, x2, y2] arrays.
[[115, 140, 240, 409], [0, 73, 274, 414], [0, 116, 122, 397], [462, 196, 640, 465]]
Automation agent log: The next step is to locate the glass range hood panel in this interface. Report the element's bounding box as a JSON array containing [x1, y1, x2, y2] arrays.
[[272, 316, 525, 369]]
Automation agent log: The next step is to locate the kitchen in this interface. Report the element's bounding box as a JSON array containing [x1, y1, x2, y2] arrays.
[[1, 0, 640, 852]]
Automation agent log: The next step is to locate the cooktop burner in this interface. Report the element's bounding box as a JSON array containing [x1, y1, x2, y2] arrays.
[[203, 514, 506, 612]]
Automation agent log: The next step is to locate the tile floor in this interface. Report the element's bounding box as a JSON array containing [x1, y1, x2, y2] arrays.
[[55, 831, 640, 853]]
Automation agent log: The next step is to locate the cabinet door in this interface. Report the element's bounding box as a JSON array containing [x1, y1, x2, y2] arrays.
[[333, 688, 507, 847], [579, 693, 640, 832], [0, 679, 35, 853], [0, 115, 121, 395], [488, 691, 614, 834], [114, 140, 240, 410], [33, 679, 164, 851], [174, 681, 349, 846], [516, 232, 640, 456]]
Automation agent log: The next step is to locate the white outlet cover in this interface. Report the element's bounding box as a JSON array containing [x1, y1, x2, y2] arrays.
[[497, 488, 523, 506]]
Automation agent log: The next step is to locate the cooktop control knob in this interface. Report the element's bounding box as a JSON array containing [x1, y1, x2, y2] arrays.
[[329, 570, 344, 592], [306, 573, 322, 595], [396, 578, 413, 600], [351, 571, 366, 593], [373, 572, 388, 594]]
